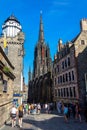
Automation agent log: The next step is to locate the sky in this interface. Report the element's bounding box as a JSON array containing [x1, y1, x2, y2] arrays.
[[0, 0, 87, 85]]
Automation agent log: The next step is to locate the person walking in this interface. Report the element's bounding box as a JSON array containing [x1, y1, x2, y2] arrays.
[[37, 103, 41, 114], [62, 104, 68, 122], [57, 101, 62, 114], [75, 103, 82, 122], [18, 104, 24, 128], [10, 104, 18, 127]]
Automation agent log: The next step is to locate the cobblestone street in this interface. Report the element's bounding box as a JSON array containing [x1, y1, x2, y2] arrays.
[[0, 111, 87, 130]]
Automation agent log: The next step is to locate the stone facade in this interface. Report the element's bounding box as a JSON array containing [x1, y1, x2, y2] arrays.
[[53, 19, 87, 106], [0, 46, 15, 127], [0, 15, 25, 105]]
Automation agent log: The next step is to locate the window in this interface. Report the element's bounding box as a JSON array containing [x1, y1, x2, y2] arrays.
[[3, 80, 7, 92], [66, 88, 69, 97], [70, 87, 72, 97], [64, 88, 65, 97], [68, 57, 70, 66], [63, 74, 65, 82], [62, 61, 64, 69], [81, 40, 85, 45], [65, 73, 68, 82], [57, 65, 59, 72], [72, 71, 74, 80], [65, 59, 67, 68], [0, 73, 3, 85], [58, 77, 60, 84], [61, 89, 63, 97], [60, 76, 62, 83], [58, 89, 60, 97], [55, 89, 57, 96], [54, 68, 56, 74], [69, 72, 71, 81]]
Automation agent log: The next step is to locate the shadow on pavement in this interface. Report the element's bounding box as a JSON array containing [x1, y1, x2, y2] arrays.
[[23, 114, 87, 130]]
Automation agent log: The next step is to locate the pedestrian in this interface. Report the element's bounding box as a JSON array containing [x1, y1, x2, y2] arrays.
[[75, 103, 82, 122], [25, 104, 29, 115], [62, 104, 68, 122], [37, 103, 41, 114], [10, 104, 18, 127], [28, 104, 31, 114], [57, 101, 62, 114], [71, 102, 76, 119], [45, 103, 48, 113], [18, 103, 24, 128]]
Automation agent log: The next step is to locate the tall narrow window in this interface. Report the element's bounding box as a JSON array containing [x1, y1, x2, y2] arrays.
[[58, 89, 60, 97], [70, 87, 72, 97], [66, 73, 68, 82], [0, 73, 3, 91], [55, 68, 56, 74], [66, 88, 69, 97], [72, 71, 74, 80], [69, 72, 71, 81], [58, 77, 60, 84], [65, 59, 67, 68], [62, 61, 64, 69], [60, 76, 62, 83], [68, 57, 70, 66], [55, 89, 57, 97], [64, 88, 65, 97], [57, 65, 59, 72], [61, 89, 63, 97], [63, 74, 65, 82], [3, 80, 7, 93]]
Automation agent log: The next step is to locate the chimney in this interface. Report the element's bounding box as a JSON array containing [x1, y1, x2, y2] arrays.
[[80, 18, 87, 31]]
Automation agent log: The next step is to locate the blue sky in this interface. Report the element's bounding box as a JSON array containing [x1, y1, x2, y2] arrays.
[[0, 0, 87, 85]]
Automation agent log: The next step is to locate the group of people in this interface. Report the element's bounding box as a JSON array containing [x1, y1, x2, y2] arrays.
[[57, 101, 82, 123], [10, 103, 24, 128], [24, 103, 41, 115]]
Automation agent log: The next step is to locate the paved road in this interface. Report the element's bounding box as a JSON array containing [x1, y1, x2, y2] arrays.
[[0, 112, 87, 130]]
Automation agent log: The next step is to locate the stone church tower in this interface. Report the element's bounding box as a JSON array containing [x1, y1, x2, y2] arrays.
[[0, 15, 25, 104], [33, 13, 52, 78]]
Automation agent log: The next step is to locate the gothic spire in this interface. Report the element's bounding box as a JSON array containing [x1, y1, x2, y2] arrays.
[[38, 11, 44, 43]]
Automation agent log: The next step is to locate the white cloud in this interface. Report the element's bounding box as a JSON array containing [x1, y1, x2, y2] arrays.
[[53, 1, 69, 6], [48, 0, 70, 16]]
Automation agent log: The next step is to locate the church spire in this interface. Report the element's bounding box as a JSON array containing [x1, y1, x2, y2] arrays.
[[38, 11, 44, 43]]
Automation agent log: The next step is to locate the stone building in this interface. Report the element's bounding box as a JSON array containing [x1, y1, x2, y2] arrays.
[[53, 18, 87, 106], [0, 46, 15, 127], [28, 13, 53, 103], [0, 15, 25, 105]]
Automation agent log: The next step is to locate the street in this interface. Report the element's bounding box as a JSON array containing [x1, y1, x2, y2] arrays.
[[0, 111, 87, 130]]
